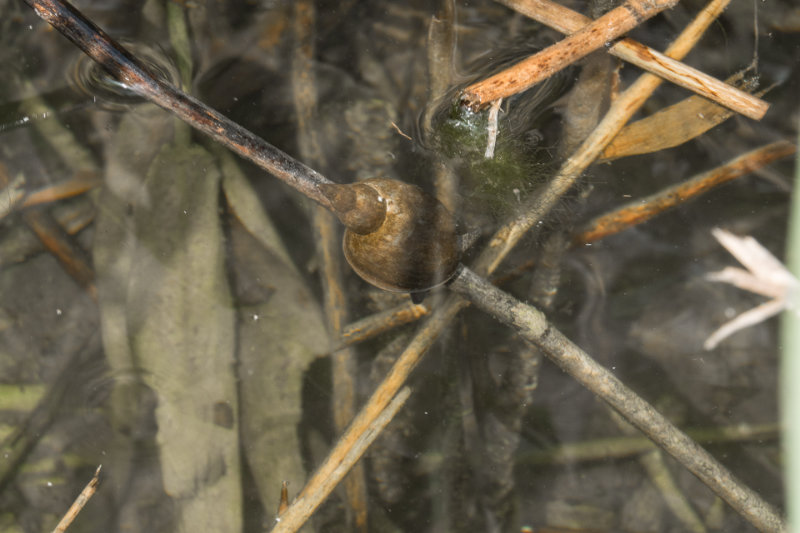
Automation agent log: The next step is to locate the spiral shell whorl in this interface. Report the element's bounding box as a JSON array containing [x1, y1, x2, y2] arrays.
[[324, 178, 460, 293]]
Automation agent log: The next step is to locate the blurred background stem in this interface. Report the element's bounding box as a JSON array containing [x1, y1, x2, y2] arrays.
[[781, 126, 800, 531]]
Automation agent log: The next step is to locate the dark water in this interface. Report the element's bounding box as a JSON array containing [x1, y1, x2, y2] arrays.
[[0, 0, 796, 531]]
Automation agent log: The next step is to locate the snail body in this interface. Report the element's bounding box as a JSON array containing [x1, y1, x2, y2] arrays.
[[320, 178, 460, 293]]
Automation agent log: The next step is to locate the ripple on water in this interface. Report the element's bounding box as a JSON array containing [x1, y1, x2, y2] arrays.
[[69, 41, 180, 111]]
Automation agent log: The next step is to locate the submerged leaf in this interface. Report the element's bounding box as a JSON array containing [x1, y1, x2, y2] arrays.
[[95, 124, 241, 531], [600, 74, 760, 162]]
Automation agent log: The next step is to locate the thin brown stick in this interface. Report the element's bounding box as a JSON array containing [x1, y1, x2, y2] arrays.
[[498, 0, 769, 120], [21, 171, 101, 208], [21, 207, 96, 299], [427, 0, 456, 103], [461, 0, 679, 110], [291, 0, 369, 528], [478, 0, 732, 275], [448, 266, 786, 533], [52, 465, 102, 533], [339, 301, 431, 348], [0, 199, 95, 269], [271, 387, 412, 533], [428, 1, 460, 213], [576, 140, 796, 244]]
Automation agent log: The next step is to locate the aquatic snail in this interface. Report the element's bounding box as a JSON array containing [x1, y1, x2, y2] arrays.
[[319, 178, 461, 296]]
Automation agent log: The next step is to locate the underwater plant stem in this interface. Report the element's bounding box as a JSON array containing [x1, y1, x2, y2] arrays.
[[461, 0, 678, 110], [291, 0, 369, 528], [518, 422, 779, 465], [271, 387, 412, 533], [576, 140, 797, 244], [274, 296, 467, 531], [427, 0, 456, 103], [498, 0, 768, 120], [338, 301, 431, 348], [479, 0, 732, 275], [448, 266, 786, 533], [23, 0, 335, 209], [22, 208, 97, 300]]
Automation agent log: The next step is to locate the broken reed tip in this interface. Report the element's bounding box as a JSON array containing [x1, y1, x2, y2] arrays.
[[459, 92, 482, 112]]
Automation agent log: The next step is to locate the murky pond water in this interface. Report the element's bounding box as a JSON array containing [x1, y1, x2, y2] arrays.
[[0, 0, 797, 531]]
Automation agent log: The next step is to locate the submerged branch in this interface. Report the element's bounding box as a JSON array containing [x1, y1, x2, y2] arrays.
[[448, 266, 786, 533]]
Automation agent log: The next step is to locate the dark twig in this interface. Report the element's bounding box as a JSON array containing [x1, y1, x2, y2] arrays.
[[21, 171, 101, 209], [21, 207, 97, 299], [339, 301, 432, 348], [23, 0, 335, 208], [448, 266, 786, 533]]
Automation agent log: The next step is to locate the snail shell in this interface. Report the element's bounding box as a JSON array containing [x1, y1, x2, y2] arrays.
[[319, 177, 460, 293]]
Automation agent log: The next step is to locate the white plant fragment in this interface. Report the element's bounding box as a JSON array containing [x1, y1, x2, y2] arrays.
[[484, 98, 502, 159], [704, 227, 799, 350], [0, 174, 26, 220]]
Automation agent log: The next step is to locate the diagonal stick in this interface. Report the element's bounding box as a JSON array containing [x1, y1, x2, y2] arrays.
[[497, 0, 769, 120], [24, 0, 335, 208], [461, 0, 679, 109]]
